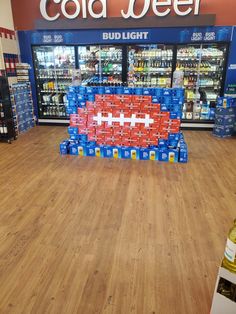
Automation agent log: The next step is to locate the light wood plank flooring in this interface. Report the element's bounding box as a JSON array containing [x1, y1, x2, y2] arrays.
[[0, 126, 236, 314]]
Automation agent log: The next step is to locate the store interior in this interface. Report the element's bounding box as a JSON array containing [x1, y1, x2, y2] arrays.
[[0, 1, 236, 313]]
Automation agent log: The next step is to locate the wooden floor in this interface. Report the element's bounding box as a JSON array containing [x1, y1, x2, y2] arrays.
[[0, 127, 236, 314]]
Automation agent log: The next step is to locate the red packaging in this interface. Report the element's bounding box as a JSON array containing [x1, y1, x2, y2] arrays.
[[130, 136, 140, 147], [114, 95, 123, 102], [95, 94, 105, 102], [78, 127, 89, 135], [132, 95, 143, 103], [159, 112, 170, 119], [104, 95, 114, 102], [122, 95, 133, 103], [113, 127, 131, 138]]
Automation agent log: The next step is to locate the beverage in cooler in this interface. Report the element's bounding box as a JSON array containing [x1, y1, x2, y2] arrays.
[[78, 45, 100, 84], [177, 44, 227, 121], [128, 44, 173, 87], [33, 46, 76, 118], [78, 45, 123, 85], [100, 46, 122, 84]]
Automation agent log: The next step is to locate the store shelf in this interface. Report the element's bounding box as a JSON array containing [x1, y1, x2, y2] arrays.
[[40, 90, 68, 93]]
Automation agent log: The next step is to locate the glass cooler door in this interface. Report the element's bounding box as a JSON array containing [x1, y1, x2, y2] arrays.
[[127, 44, 174, 87], [33, 46, 75, 119], [78, 45, 100, 85], [177, 44, 227, 121], [100, 46, 123, 84]]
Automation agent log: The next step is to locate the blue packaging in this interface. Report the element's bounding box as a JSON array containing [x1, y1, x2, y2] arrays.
[[159, 149, 179, 163], [163, 88, 172, 96], [94, 146, 104, 158], [104, 87, 114, 94], [215, 107, 236, 116], [86, 86, 97, 94], [159, 139, 169, 148], [179, 146, 188, 163], [60, 141, 69, 155], [78, 145, 86, 156], [215, 114, 235, 126], [149, 148, 159, 161], [117, 87, 124, 94], [168, 140, 179, 148], [152, 96, 162, 104], [213, 125, 235, 137], [103, 146, 113, 158], [172, 88, 185, 98], [78, 101, 86, 108], [69, 143, 79, 156], [163, 96, 172, 104], [87, 94, 95, 101], [143, 88, 153, 96], [135, 88, 143, 95], [68, 126, 78, 135], [170, 112, 182, 119], [217, 97, 236, 108], [79, 86, 87, 94], [139, 148, 150, 160], [121, 147, 131, 159], [161, 104, 169, 111], [79, 134, 88, 143], [98, 86, 105, 94], [154, 88, 163, 97], [86, 145, 96, 157], [169, 133, 181, 141], [123, 87, 133, 95], [70, 134, 80, 141]]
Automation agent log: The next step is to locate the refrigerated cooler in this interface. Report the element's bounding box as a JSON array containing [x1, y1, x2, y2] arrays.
[[32, 42, 228, 127], [128, 44, 173, 88], [33, 46, 76, 119], [176, 43, 227, 123], [78, 45, 123, 85]]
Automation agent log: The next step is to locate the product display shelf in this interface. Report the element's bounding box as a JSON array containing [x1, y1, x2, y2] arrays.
[[10, 83, 36, 134], [33, 46, 76, 119], [0, 77, 17, 144], [177, 44, 227, 122], [128, 45, 173, 88]]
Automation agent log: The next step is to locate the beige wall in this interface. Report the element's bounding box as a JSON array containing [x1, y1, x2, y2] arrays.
[[0, 0, 14, 30]]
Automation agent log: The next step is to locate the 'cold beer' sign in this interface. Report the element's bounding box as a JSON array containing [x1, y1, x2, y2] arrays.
[[40, 0, 201, 21]]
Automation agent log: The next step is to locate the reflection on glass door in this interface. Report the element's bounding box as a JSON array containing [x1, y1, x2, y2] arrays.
[[33, 46, 75, 118]]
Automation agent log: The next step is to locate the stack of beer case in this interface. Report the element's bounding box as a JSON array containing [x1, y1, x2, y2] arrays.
[[213, 97, 236, 138], [60, 86, 188, 163], [10, 83, 36, 134]]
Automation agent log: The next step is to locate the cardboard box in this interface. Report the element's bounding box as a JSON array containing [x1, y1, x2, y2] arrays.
[[149, 148, 159, 161], [211, 267, 236, 314], [139, 148, 150, 160]]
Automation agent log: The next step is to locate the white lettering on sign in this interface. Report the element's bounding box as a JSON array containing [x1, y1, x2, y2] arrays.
[[103, 31, 149, 40], [40, 0, 107, 21], [40, 0, 201, 21], [204, 32, 216, 41], [191, 32, 203, 41], [93, 113, 154, 127]]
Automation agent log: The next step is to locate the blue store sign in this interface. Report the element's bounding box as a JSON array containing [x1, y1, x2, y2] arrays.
[[30, 26, 232, 45]]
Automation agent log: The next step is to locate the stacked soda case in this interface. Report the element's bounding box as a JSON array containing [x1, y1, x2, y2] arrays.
[[10, 83, 36, 134], [213, 97, 236, 138], [60, 86, 188, 163], [0, 76, 17, 143]]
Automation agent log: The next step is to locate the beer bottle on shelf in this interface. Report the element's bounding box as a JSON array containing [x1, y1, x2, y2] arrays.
[[222, 219, 236, 273]]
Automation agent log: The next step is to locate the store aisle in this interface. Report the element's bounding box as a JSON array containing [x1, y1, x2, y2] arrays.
[[0, 127, 235, 314]]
